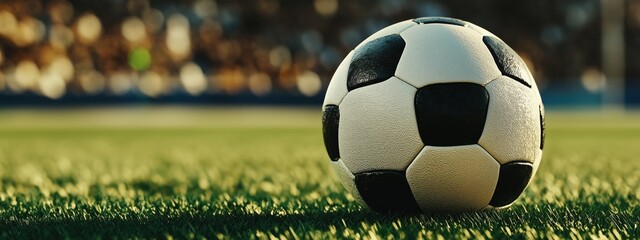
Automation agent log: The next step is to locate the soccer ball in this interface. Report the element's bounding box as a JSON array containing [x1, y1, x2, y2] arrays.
[[322, 17, 545, 213]]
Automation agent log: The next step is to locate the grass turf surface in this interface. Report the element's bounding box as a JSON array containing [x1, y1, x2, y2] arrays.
[[0, 107, 639, 239]]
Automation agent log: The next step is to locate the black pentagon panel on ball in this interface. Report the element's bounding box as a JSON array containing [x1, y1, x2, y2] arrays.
[[489, 161, 533, 207], [413, 17, 466, 26], [322, 105, 340, 162], [482, 36, 533, 88], [355, 171, 421, 213], [540, 105, 546, 150], [414, 83, 489, 146], [347, 34, 405, 91]]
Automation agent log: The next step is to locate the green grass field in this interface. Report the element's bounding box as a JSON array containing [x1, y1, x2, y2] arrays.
[[0, 107, 639, 239]]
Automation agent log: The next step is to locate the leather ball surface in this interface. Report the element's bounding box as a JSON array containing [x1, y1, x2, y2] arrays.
[[322, 17, 545, 213]]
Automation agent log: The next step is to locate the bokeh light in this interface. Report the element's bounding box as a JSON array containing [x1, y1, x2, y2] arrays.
[[14, 18, 46, 46], [194, 0, 218, 18], [75, 13, 102, 44], [296, 71, 321, 97], [108, 72, 133, 96], [122, 17, 147, 43], [269, 46, 292, 68], [48, 1, 74, 24], [138, 71, 165, 97], [581, 68, 606, 93], [49, 24, 75, 50], [248, 72, 272, 96], [4, 68, 18, 93], [166, 14, 191, 62], [45, 56, 75, 82], [79, 70, 106, 95], [314, 0, 338, 16], [14, 60, 40, 92], [142, 9, 164, 33], [0, 10, 17, 37], [216, 67, 246, 95], [128, 48, 152, 71], [38, 71, 66, 99], [180, 62, 207, 96]]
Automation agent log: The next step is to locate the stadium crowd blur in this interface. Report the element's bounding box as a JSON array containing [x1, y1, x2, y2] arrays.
[[0, 0, 635, 105]]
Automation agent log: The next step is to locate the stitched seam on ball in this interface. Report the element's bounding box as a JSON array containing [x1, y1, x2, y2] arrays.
[[403, 145, 427, 171], [483, 75, 503, 87], [477, 144, 501, 165], [396, 23, 418, 35], [393, 75, 418, 89]]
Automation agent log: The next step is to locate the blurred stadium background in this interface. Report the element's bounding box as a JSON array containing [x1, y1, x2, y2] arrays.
[[0, 0, 634, 107], [3, 1, 640, 238]]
